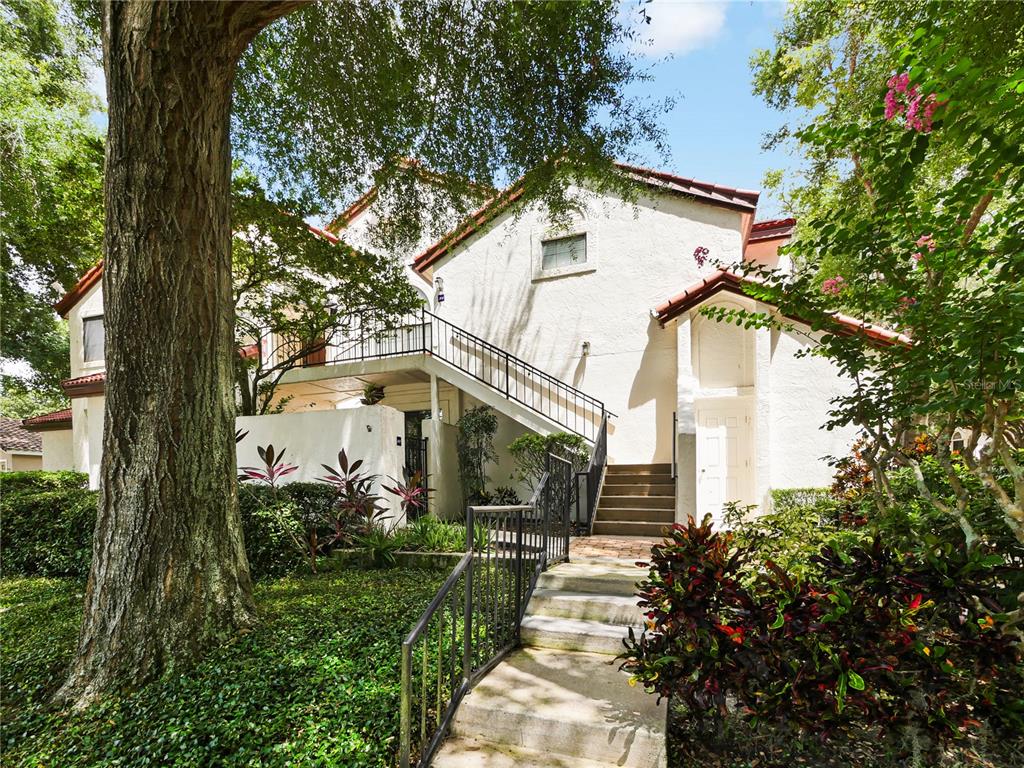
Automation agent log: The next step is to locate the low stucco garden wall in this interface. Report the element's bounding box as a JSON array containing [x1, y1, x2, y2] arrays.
[[236, 405, 407, 524]]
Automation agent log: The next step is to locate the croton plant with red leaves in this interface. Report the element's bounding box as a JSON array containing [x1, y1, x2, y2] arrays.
[[620, 515, 1023, 747]]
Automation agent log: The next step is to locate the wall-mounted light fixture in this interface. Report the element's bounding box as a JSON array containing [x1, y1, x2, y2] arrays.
[[581, 341, 591, 356], [366, 424, 373, 432], [435, 276, 445, 304]]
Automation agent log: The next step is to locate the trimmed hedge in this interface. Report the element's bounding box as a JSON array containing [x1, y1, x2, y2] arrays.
[[1, 472, 340, 581], [0, 471, 96, 578]]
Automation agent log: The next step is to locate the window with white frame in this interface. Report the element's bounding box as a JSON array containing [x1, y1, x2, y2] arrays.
[[83, 315, 105, 362], [541, 234, 587, 270]]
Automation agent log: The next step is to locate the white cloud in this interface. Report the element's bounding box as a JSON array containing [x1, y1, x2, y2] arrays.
[[632, 1, 727, 57]]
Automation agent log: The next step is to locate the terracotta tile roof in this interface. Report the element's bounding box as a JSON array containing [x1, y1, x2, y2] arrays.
[[413, 162, 760, 274], [326, 187, 379, 233], [22, 408, 73, 432], [54, 221, 347, 317], [62, 372, 106, 398], [325, 158, 498, 234], [749, 217, 796, 243], [0, 417, 43, 452], [654, 269, 911, 346], [54, 261, 103, 317], [613, 162, 760, 212]]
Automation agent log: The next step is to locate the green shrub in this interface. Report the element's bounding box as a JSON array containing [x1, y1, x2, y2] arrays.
[[770, 486, 832, 513], [456, 405, 498, 504], [508, 432, 588, 491], [622, 516, 1024, 759], [2, 570, 445, 767], [724, 495, 867, 585], [0, 471, 96, 578], [0, 472, 340, 582]]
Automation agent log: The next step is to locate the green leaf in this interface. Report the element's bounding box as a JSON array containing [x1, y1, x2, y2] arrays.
[[848, 671, 865, 691]]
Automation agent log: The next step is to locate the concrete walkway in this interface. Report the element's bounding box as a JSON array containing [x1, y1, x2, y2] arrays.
[[434, 557, 666, 768]]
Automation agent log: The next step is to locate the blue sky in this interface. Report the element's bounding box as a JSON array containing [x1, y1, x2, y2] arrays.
[[622, 0, 797, 218]]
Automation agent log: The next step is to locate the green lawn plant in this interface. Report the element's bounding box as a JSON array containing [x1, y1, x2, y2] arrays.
[[1, 570, 444, 766]]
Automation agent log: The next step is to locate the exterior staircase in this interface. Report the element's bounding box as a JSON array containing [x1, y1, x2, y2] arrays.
[[592, 463, 675, 537], [434, 559, 666, 768]]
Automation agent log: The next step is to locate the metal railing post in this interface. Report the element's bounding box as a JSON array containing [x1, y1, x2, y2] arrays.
[[514, 507, 523, 636], [542, 453, 551, 563], [399, 642, 412, 768], [463, 506, 474, 684]]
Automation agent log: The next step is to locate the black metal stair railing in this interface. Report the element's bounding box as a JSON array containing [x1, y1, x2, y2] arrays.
[[399, 454, 574, 768], [577, 413, 608, 532], [314, 309, 607, 442]]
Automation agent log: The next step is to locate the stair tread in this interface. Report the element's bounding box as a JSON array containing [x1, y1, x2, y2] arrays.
[[529, 588, 642, 610], [435, 738, 624, 768], [460, 647, 662, 729], [521, 613, 635, 638]]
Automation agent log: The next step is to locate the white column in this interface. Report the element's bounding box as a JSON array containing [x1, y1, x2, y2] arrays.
[[674, 315, 697, 522], [753, 323, 773, 511]]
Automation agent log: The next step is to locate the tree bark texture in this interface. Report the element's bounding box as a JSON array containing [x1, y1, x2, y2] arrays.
[[61, 0, 305, 706]]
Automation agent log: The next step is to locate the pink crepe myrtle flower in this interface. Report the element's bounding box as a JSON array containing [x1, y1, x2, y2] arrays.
[[884, 73, 940, 133], [915, 233, 936, 252], [693, 246, 710, 267], [887, 72, 911, 94], [822, 276, 845, 295], [912, 252, 924, 264]]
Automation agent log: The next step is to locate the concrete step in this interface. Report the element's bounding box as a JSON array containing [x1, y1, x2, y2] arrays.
[[592, 520, 670, 538], [527, 589, 643, 625], [601, 482, 675, 496], [434, 738, 624, 768], [603, 474, 673, 486], [536, 562, 642, 597], [593, 507, 674, 523], [598, 495, 674, 510], [606, 463, 672, 474], [521, 614, 633, 655], [451, 647, 666, 767]]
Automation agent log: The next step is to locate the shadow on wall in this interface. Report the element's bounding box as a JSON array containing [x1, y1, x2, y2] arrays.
[[447, 209, 586, 384], [627, 317, 676, 463]]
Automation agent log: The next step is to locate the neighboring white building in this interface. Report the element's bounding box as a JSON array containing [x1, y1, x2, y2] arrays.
[[44, 162, 896, 533]]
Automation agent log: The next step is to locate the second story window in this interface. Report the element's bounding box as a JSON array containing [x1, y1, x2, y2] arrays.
[[83, 315, 105, 363], [541, 234, 587, 270]]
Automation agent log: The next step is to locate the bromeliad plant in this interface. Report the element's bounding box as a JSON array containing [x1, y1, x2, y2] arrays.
[[621, 516, 1024, 755]]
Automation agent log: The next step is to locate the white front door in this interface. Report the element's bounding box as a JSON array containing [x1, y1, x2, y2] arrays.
[[696, 399, 755, 523]]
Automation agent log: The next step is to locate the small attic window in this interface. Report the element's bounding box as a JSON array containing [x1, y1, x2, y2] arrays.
[[541, 234, 587, 270], [83, 315, 105, 362]]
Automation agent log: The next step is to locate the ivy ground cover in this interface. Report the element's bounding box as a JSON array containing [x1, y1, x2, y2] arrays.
[[1, 569, 443, 767]]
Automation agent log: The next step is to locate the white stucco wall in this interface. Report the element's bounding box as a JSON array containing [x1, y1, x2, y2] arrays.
[[72, 395, 105, 488], [41, 430, 75, 471], [429, 187, 746, 463], [67, 282, 105, 378], [236, 406, 408, 524], [767, 326, 859, 490]]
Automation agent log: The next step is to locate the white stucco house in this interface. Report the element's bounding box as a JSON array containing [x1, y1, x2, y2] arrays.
[[34, 161, 904, 533]]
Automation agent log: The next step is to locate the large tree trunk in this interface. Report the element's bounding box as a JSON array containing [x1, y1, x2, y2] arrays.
[[60, 0, 304, 707]]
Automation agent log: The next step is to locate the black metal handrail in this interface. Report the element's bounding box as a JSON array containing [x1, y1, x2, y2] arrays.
[[312, 308, 608, 441], [399, 453, 574, 768], [577, 414, 608, 532]]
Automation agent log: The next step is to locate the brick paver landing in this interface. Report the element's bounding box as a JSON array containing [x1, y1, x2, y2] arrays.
[[570, 535, 661, 562]]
